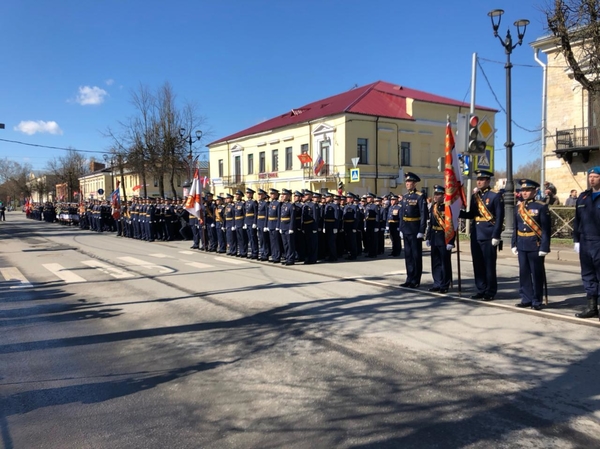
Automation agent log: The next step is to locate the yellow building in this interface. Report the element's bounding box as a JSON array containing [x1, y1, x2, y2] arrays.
[[532, 35, 600, 201], [207, 81, 496, 197]]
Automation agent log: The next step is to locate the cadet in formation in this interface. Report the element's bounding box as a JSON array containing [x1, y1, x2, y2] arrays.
[[511, 179, 551, 311], [425, 185, 454, 293]]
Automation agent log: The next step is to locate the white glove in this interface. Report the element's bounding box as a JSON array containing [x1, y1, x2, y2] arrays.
[[400, 232, 404, 238], [574, 243, 580, 254], [385, 227, 389, 232], [374, 228, 379, 232], [252, 224, 257, 229], [417, 233, 424, 239], [275, 228, 279, 231], [492, 238, 501, 247], [425, 240, 431, 247], [323, 228, 326, 234], [221, 228, 226, 232], [539, 251, 548, 257], [279, 229, 283, 234], [243, 224, 247, 229], [312, 230, 317, 234], [333, 229, 338, 234], [511, 247, 518, 255], [352, 229, 357, 233], [210, 223, 215, 228], [446, 244, 454, 251], [263, 227, 269, 232], [231, 226, 236, 231], [289, 229, 294, 234]]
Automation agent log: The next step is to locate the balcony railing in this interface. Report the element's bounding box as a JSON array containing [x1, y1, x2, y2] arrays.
[[556, 126, 599, 152], [303, 164, 341, 181], [222, 175, 243, 188]]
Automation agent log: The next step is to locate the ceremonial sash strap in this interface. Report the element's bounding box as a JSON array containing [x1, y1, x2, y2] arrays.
[[433, 205, 444, 229], [518, 202, 542, 239], [475, 194, 495, 224]]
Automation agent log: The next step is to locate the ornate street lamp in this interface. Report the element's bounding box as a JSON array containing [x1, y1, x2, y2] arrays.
[[488, 9, 529, 242], [179, 128, 203, 184]]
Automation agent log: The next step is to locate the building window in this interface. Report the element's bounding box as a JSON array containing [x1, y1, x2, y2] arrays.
[[300, 143, 310, 167], [357, 138, 368, 164], [401, 142, 411, 166], [285, 146, 293, 170], [272, 149, 279, 172], [218, 159, 223, 178], [248, 154, 254, 175], [259, 151, 266, 173]]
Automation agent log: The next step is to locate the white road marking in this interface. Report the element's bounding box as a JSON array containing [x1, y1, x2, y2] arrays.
[[81, 260, 135, 279], [382, 270, 406, 276], [186, 262, 213, 269], [148, 253, 175, 259], [0, 267, 33, 288], [42, 263, 86, 283], [216, 257, 248, 265], [179, 251, 195, 255], [118, 256, 174, 274]]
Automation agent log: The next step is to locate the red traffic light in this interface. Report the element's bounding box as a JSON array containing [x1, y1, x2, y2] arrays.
[[469, 115, 479, 127]]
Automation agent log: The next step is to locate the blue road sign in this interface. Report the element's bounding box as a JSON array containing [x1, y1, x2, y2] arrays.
[[350, 168, 360, 182]]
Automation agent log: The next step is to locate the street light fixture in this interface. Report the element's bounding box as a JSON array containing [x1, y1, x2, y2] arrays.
[[179, 128, 203, 184], [488, 8, 529, 242]]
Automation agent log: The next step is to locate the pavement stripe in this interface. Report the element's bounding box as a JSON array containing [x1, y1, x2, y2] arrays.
[[42, 263, 86, 283], [179, 250, 195, 255], [118, 256, 174, 274], [0, 267, 33, 289], [148, 253, 175, 259], [186, 262, 213, 269], [216, 257, 248, 265], [81, 260, 135, 279]]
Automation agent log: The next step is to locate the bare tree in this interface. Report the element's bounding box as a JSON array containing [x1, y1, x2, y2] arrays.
[[0, 158, 33, 205], [46, 149, 88, 202], [545, 0, 600, 142]]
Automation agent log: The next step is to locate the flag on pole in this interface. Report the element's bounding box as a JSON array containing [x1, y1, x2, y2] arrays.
[[443, 120, 467, 245], [313, 154, 325, 175], [184, 168, 203, 219], [111, 180, 121, 219]]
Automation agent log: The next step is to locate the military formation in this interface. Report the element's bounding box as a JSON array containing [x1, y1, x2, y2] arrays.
[[22, 167, 600, 321]]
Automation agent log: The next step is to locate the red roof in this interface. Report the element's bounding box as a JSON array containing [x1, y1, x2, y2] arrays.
[[209, 80, 496, 146]]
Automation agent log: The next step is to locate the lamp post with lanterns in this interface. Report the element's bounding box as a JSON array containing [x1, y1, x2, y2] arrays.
[[179, 128, 203, 185], [487, 8, 529, 242]]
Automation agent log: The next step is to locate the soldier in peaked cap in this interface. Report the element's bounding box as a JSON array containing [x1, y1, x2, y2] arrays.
[[214, 194, 227, 253], [293, 190, 305, 262], [256, 188, 270, 261], [342, 192, 359, 260], [322, 191, 340, 261], [279, 188, 296, 265], [386, 194, 402, 257], [301, 188, 319, 264], [511, 179, 550, 310], [399, 172, 428, 288], [364, 192, 380, 258], [267, 188, 282, 262], [234, 189, 247, 256], [573, 167, 600, 319], [425, 185, 454, 293], [224, 193, 237, 255], [244, 188, 259, 259], [459, 169, 505, 301]]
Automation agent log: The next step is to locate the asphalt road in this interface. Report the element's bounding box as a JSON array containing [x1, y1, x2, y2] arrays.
[[1, 213, 599, 449]]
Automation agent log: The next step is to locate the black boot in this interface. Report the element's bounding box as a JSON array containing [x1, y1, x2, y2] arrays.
[[576, 295, 599, 318]]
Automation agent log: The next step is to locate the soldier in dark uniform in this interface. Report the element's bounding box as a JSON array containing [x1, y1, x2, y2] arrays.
[[459, 170, 505, 301], [244, 188, 259, 259], [343, 193, 359, 260], [313, 192, 326, 261], [377, 196, 386, 255], [336, 195, 346, 258], [399, 172, 428, 288], [224, 193, 236, 255], [425, 185, 454, 293], [357, 196, 366, 254], [293, 191, 305, 262], [234, 190, 247, 257], [267, 189, 281, 263], [386, 194, 402, 256], [204, 192, 217, 252], [322, 192, 339, 262], [256, 189, 270, 261], [155, 198, 165, 241], [164, 198, 175, 241], [301, 190, 319, 264], [573, 167, 600, 319], [364, 193, 380, 258], [278, 188, 296, 265], [215, 196, 227, 253], [511, 179, 551, 310]]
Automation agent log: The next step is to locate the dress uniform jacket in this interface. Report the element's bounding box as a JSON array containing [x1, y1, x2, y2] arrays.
[[399, 189, 428, 286], [267, 199, 281, 262], [426, 202, 455, 290], [573, 189, 600, 297], [278, 200, 296, 264]]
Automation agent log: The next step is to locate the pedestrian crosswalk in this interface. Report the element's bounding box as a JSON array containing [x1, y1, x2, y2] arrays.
[[0, 253, 249, 288]]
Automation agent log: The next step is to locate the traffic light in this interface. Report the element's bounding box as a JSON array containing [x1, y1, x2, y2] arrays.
[[437, 156, 444, 172], [468, 114, 486, 153]]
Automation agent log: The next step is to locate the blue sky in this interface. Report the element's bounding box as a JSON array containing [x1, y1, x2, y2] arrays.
[[0, 0, 550, 173]]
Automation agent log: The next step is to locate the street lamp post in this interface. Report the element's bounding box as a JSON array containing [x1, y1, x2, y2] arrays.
[[179, 128, 203, 184], [488, 9, 529, 242]]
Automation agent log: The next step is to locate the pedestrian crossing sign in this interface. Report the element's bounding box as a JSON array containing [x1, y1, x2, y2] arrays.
[[350, 168, 360, 183], [474, 146, 494, 171]]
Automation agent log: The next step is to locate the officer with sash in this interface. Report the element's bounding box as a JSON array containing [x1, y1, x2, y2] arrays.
[[278, 189, 296, 265], [425, 185, 454, 293], [459, 170, 505, 301], [399, 172, 428, 288], [573, 167, 600, 319], [511, 179, 550, 310], [215, 195, 227, 253]]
